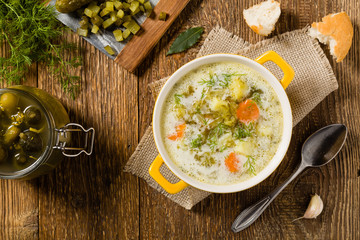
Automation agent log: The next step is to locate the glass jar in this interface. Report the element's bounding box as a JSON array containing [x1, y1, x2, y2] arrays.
[[0, 86, 94, 179]]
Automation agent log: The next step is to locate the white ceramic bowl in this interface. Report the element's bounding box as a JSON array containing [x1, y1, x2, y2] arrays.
[[150, 51, 294, 194]]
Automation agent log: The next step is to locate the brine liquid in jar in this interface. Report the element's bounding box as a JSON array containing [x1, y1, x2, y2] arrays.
[[0, 90, 50, 173]]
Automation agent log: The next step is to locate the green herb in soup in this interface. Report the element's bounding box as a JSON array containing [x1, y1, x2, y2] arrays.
[[0, 92, 49, 172], [162, 62, 283, 185]]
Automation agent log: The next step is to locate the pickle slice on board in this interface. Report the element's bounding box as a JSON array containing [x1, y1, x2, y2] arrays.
[[50, 0, 160, 59]]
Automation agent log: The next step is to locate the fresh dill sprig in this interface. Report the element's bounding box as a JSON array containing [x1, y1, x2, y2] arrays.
[[251, 92, 262, 105], [218, 73, 232, 88], [174, 93, 183, 104], [199, 73, 217, 87], [200, 88, 206, 99], [244, 156, 256, 175], [220, 72, 246, 87], [199, 72, 244, 89], [195, 105, 201, 114], [0, 0, 82, 98], [202, 118, 208, 125], [207, 123, 226, 151], [234, 122, 254, 139], [250, 88, 263, 106], [219, 146, 227, 152]]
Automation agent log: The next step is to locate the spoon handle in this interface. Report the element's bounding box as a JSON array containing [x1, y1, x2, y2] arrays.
[[231, 162, 307, 233]]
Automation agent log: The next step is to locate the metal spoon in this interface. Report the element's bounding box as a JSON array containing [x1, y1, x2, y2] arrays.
[[232, 124, 348, 233]]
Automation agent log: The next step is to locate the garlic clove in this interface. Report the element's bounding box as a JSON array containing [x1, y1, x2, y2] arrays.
[[293, 193, 324, 222], [303, 194, 323, 218]]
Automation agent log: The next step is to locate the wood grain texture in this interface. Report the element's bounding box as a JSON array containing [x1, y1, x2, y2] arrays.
[[115, 0, 191, 72], [0, 42, 39, 240], [36, 32, 139, 239], [0, 0, 359, 239], [138, 0, 360, 239]]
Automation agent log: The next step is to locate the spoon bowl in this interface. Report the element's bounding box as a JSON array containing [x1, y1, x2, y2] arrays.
[[232, 124, 348, 233], [302, 124, 347, 167]]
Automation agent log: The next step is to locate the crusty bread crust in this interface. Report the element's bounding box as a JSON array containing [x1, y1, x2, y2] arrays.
[[243, 0, 280, 36], [311, 12, 353, 62], [250, 25, 263, 34]]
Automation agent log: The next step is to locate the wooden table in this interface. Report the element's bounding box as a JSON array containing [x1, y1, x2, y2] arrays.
[[1, 0, 359, 239]]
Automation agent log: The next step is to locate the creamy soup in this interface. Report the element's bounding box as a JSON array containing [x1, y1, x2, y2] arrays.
[[161, 62, 283, 185]]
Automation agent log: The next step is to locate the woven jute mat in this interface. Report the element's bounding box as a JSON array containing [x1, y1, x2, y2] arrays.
[[124, 26, 338, 210]]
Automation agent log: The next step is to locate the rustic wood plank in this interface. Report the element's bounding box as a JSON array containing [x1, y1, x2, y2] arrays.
[[115, 0, 191, 72], [0, 0, 359, 239], [36, 32, 139, 239], [138, 0, 360, 239], [0, 40, 39, 240]]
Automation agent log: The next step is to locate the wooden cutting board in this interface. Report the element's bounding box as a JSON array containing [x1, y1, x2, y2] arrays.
[[115, 0, 191, 72], [50, 0, 190, 72]]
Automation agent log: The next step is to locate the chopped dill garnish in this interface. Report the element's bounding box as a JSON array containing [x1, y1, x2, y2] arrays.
[[222, 73, 233, 78], [207, 123, 227, 151], [202, 118, 208, 125], [174, 93, 183, 104], [234, 122, 254, 139], [200, 72, 245, 89], [250, 88, 263, 106], [208, 134, 218, 150], [251, 92, 261, 104], [218, 73, 233, 88], [244, 156, 256, 175], [251, 92, 262, 106], [199, 73, 217, 87], [213, 122, 226, 136], [0, 0, 82, 98], [219, 146, 227, 152], [200, 88, 206, 99], [190, 134, 203, 148], [195, 105, 201, 114], [219, 72, 246, 88]]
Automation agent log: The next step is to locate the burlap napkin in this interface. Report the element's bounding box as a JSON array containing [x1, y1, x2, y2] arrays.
[[124, 26, 338, 210]]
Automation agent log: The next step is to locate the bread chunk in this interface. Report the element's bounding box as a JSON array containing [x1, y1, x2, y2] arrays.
[[309, 12, 353, 62], [243, 0, 281, 36]]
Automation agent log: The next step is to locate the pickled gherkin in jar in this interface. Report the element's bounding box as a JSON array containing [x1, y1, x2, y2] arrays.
[[0, 90, 49, 172], [3, 126, 21, 146], [0, 92, 19, 116], [24, 107, 42, 125], [0, 86, 97, 180], [19, 131, 43, 152]]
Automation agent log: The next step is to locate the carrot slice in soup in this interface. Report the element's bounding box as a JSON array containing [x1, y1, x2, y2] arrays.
[[236, 99, 260, 124], [167, 134, 178, 141], [176, 123, 186, 138], [225, 152, 240, 172], [168, 123, 186, 140]]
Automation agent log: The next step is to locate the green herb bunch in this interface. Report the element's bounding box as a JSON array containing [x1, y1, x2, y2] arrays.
[[0, 0, 81, 98]]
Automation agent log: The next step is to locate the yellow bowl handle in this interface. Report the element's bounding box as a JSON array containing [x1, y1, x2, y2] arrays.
[[149, 154, 188, 194], [254, 51, 295, 89]]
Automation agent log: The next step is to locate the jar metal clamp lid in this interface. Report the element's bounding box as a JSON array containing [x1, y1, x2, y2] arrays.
[[54, 123, 95, 157]]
